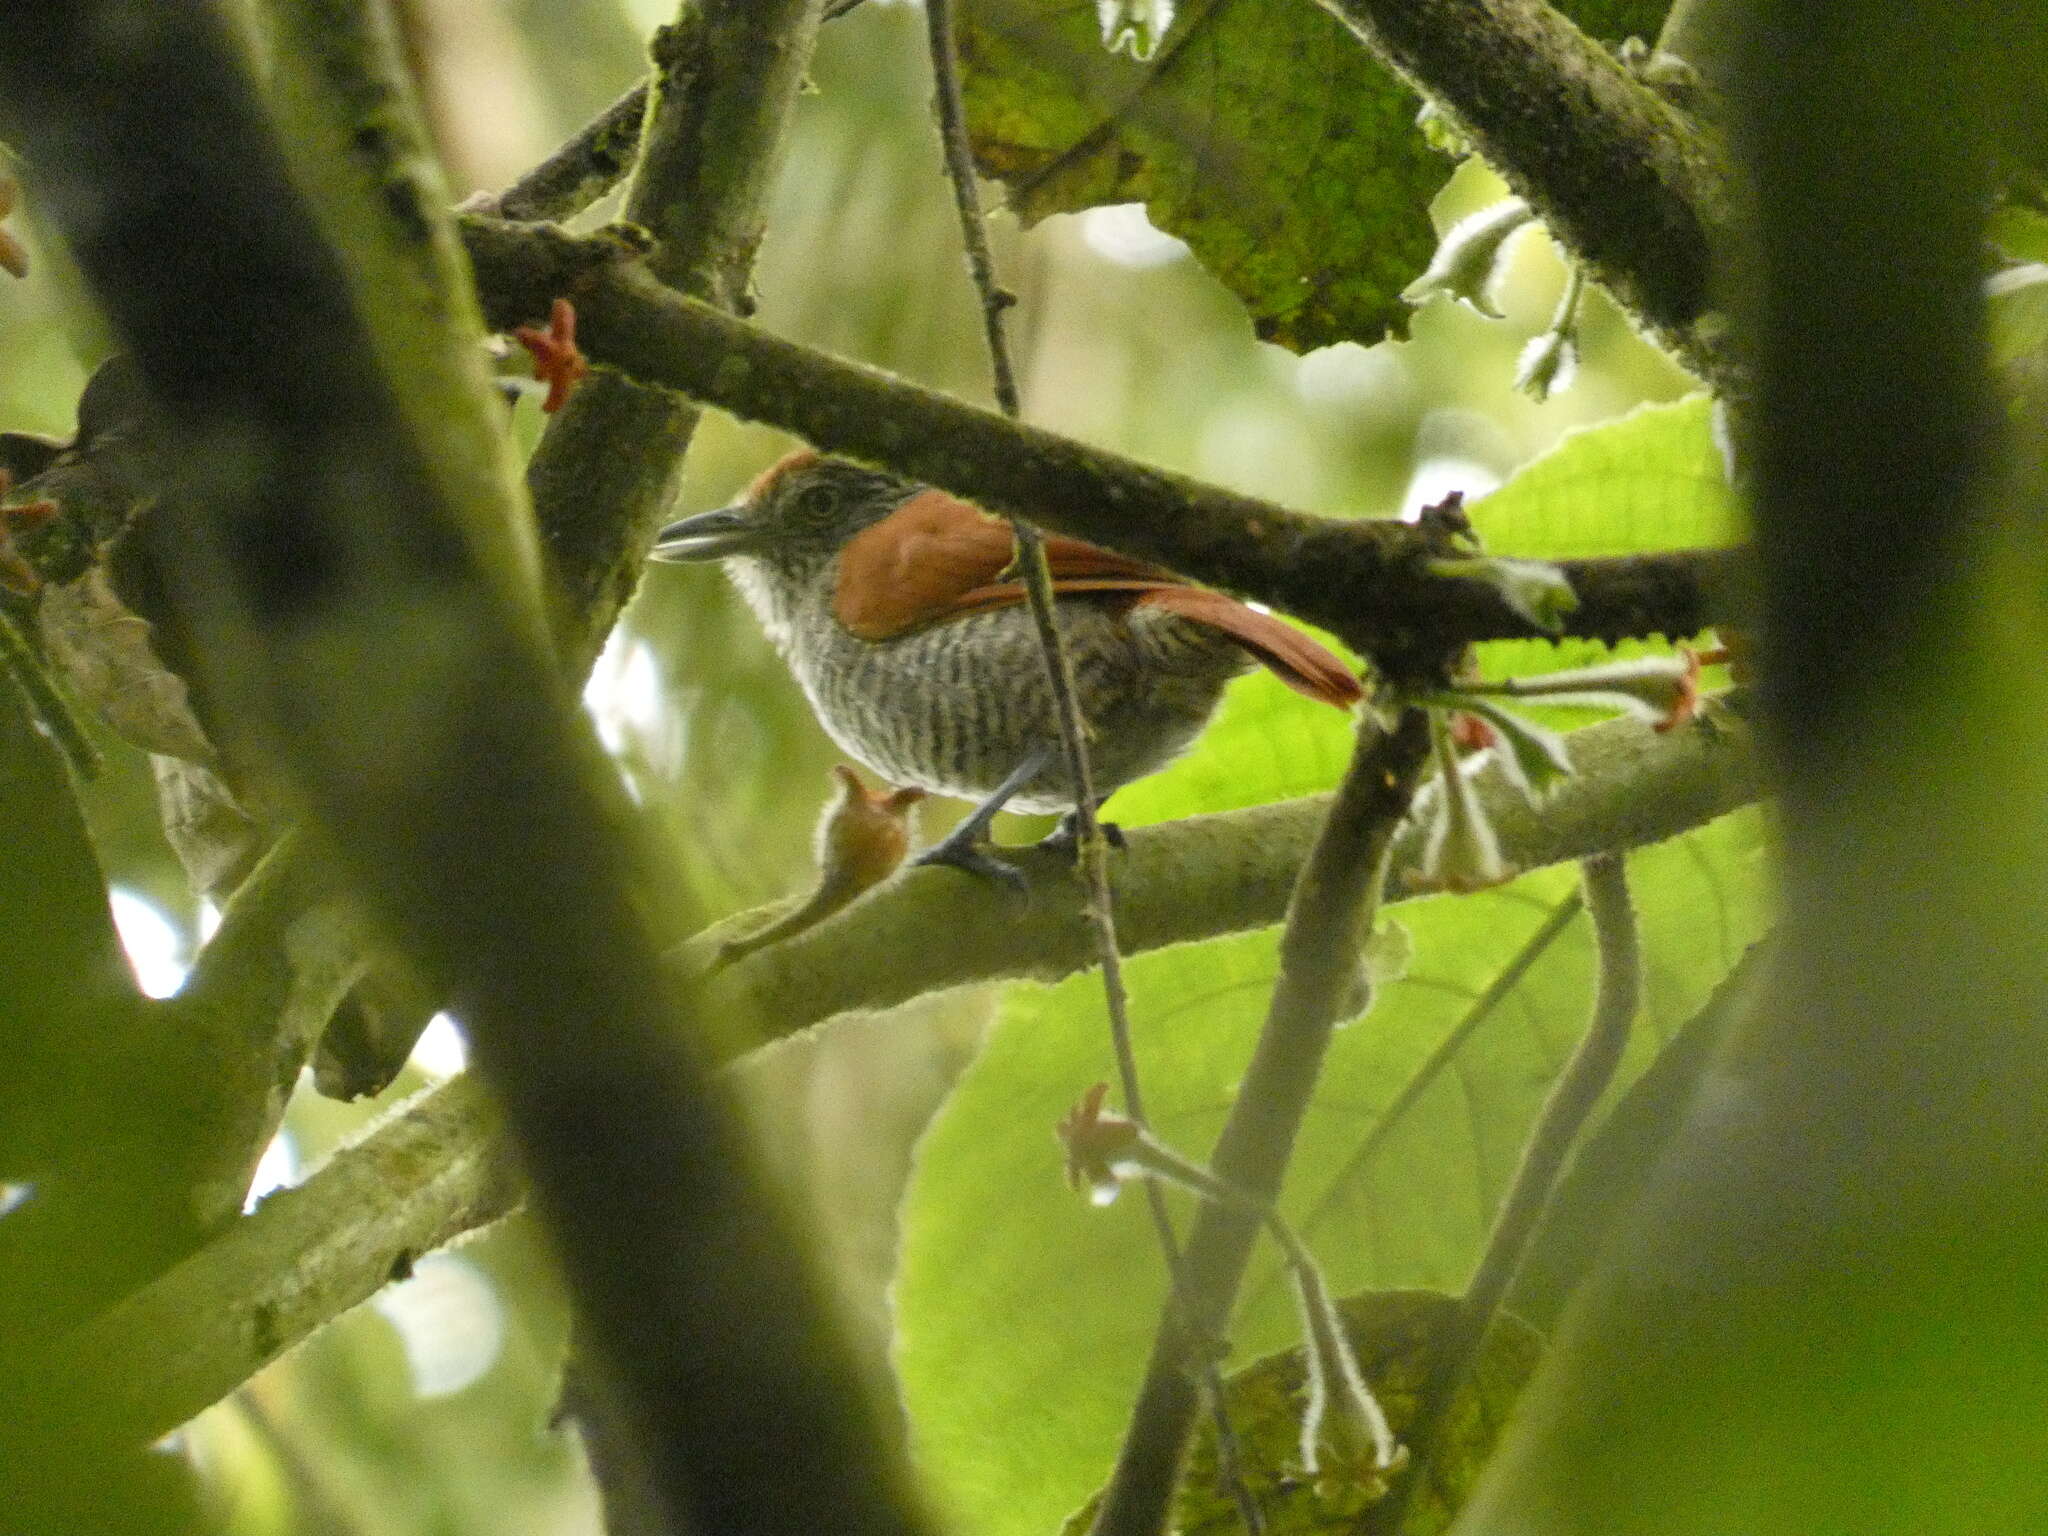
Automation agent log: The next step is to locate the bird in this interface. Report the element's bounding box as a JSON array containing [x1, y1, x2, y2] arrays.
[[651, 450, 1362, 883]]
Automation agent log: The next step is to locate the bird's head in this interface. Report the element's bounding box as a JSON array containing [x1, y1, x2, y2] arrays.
[[652, 451, 914, 585]]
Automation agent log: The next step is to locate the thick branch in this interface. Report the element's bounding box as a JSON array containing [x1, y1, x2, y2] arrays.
[[525, 0, 828, 677], [463, 219, 1739, 663], [1310, 0, 1735, 388], [149, 829, 363, 1228], [0, 8, 929, 1534], [1452, 9, 2048, 1535], [31, 707, 1761, 1441], [0, 659, 137, 1179], [699, 704, 1761, 1043], [16, 1076, 517, 1448]]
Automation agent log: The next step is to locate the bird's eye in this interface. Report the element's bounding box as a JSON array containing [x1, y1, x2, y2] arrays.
[[795, 483, 839, 523]]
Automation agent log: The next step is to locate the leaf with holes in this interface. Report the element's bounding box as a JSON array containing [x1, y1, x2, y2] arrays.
[[959, 0, 1673, 351]]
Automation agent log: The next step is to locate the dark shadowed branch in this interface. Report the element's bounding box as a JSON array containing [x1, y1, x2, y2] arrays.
[[0, 6, 933, 1533], [28, 705, 1761, 1454]]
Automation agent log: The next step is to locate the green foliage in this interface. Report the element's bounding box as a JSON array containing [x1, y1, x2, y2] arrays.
[[895, 392, 1762, 1536], [958, 0, 1670, 351], [1990, 264, 2048, 368], [960, 0, 1443, 349], [1467, 394, 1739, 687], [1059, 1291, 1542, 1536], [896, 807, 1767, 1536]]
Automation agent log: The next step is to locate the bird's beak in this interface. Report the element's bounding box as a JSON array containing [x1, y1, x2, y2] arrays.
[[650, 504, 760, 562]]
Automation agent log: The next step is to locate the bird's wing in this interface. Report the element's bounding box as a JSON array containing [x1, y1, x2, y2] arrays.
[[833, 487, 1361, 709], [833, 488, 1171, 638]]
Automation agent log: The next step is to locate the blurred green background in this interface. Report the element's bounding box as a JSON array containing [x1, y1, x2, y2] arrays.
[[0, 0, 1721, 1529]]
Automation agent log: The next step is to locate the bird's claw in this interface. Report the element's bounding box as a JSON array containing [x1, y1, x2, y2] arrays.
[[911, 838, 1031, 897], [1038, 812, 1126, 858]]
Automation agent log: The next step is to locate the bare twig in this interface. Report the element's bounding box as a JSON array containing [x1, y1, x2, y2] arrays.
[[473, 0, 870, 225], [0, 604, 98, 778], [1289, 888, 1585, 1246], [1089, 707, 1434, 1536], [923, 1, 1262, 1524], [1383, 851, 1639, 1532]]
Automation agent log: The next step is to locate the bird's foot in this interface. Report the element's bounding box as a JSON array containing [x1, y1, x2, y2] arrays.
[[1038, 810, 1126, 859], [911, 832, 1031, 896]]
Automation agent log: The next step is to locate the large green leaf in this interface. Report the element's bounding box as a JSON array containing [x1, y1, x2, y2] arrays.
[[960, 0, 1672, 351], [896, 810, 1767, 1536], [1465, 393, 1741, 682], [895, 392, 1761, 1536]]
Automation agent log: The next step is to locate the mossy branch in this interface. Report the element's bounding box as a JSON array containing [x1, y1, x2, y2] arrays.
[[1310, 0, 1735, 388], [698, 704, 1761, 1046], [14, 1075, 517, 1448], [149, 830, 362, 1229], [0, 7, 931, 1532], [26, 705, 1761, 1448], [525, 0, 830, 678]]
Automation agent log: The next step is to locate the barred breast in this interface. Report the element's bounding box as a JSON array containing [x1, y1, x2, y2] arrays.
[[783, 592, 1249, 814]]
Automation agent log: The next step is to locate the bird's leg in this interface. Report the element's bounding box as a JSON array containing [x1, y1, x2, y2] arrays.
[[1039, 804, 1126, 857], [911, 742, 1058, 892]]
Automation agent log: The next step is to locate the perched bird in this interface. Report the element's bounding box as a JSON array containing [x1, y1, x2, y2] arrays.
[[652, 451, 1361, 881]]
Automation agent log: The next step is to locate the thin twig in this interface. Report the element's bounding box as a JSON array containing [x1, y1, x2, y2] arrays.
[[1286, 888, 1584, 1244], [472, 0, 867, 225], [1090, 708, 1434, 1536], [1384, 850, 1639, 1533], [0, 604, 99, 778], [483, 82, 649, 223], [921, 3, 1264, 1524]]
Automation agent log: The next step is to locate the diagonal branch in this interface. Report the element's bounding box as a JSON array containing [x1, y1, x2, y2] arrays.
[[477, 81, 650, 223], [0, 6, 932, 1533], [1383, 849, 1639, 1531], [12, 1075, 518, 1448], [525, 0, 830, 678], [463, 217, 1740, 661], [34, 707, 1762, 1458]]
